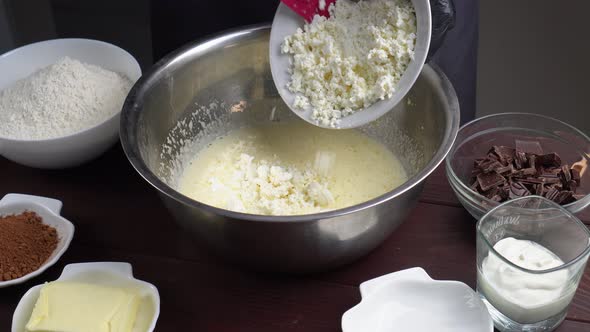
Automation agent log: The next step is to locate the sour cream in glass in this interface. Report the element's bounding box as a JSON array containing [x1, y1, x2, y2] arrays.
[[477, 237, 575, 324]]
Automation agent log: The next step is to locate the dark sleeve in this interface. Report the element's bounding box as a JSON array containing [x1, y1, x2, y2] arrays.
[[150, 0, 279, 61], [430, 0, 479, 125]]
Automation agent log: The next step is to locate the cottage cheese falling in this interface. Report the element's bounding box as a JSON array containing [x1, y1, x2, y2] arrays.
[[177, 122, 408, 216], [282, 0, 417, 127], [0, 56, 132, 140]]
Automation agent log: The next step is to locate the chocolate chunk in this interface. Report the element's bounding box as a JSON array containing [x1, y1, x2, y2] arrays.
[[571, 168, 581, 184], [540, 172, 559, 178], [469, 179, 480, 191], [490, 194, 503, 202], [487, 152, 499, 162], [476, 159, 501, 174], [484, 186, 500, 197], [490, 146, 515, 165], [477, 172, 506, 192], [556, 191, 575, 205], [521, 182, 536, 194], [514, 151, 527, 169], [496, 165, 514, 175], [488, 145, 514, 158], [539, 175, 561, 184], [527, 154, 536, 170], [509, 182, 530, 199], [498, 185, 510, 200], [469, 144, 583, 206], [493, 146, 516, 158], [560, 165, 572, 182], [474, 158, 486, 167], [567, 180, 578, 194], [471, 168, 482, 178], [535, 183, 544, 196], [537, 153, 562, 168], [545, 187, 560, 201], [510, 169, 524, 178], [521, 168, 537, 176], [520, 177, 546, 185], [558, 165, 574, 191], [474, 160, 486, 170], [515, 140, 544, 155]]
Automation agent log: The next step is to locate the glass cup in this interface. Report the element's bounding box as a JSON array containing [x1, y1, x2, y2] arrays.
[[476, 196, 590, 332]]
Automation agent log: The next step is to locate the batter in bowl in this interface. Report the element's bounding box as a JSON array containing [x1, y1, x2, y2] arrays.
[[177, 122, 408, 216]]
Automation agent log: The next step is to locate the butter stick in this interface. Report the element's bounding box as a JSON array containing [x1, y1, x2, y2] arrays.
[[26, 281, 140, 332]]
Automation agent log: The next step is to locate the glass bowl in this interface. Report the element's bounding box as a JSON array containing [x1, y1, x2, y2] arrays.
[[445, 113, 590, 220]]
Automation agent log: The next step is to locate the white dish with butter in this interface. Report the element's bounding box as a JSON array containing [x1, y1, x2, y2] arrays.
[[12, 262, 160, 332], [342, 268, 493, 332], [0, 193, 74, 288]]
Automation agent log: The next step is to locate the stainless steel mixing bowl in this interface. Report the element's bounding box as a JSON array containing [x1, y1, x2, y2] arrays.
[[120, 25, 460, 273]]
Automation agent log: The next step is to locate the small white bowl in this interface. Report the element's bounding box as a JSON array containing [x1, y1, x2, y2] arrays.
[[0, 193, 74, 288], [269, 0, 431, 129], [342, 268, 493, 332], [12, 262, 160, 332], [0, 38, 142, 169]]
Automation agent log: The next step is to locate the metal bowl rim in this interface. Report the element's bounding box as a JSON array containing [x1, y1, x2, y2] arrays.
[[120, 24, 460, 223]]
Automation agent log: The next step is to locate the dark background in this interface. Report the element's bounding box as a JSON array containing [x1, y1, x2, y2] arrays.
[[0, 0, 478, 123]]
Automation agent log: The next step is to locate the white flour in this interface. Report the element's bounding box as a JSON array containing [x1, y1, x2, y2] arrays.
[[0, 56, 132, 140]]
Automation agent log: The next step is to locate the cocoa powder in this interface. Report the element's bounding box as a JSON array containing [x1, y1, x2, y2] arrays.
[[0, 211, 58, 281]]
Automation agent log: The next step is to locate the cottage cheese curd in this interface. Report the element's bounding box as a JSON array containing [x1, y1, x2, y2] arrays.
[[177, 122, 407, 215], [282, 0, 417, 127]]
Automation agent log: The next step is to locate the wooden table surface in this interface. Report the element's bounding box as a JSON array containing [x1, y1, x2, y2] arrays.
[[1, 144, 589, 331]]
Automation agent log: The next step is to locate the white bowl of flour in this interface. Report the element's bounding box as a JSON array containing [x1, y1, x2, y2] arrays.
[[0, 38, 141, 169]]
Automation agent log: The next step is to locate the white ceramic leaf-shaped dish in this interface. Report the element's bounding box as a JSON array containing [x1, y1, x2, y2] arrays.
[[0, 193, 74, 288], [342, 268, 493, 332], [12, 262, 160, 332]]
